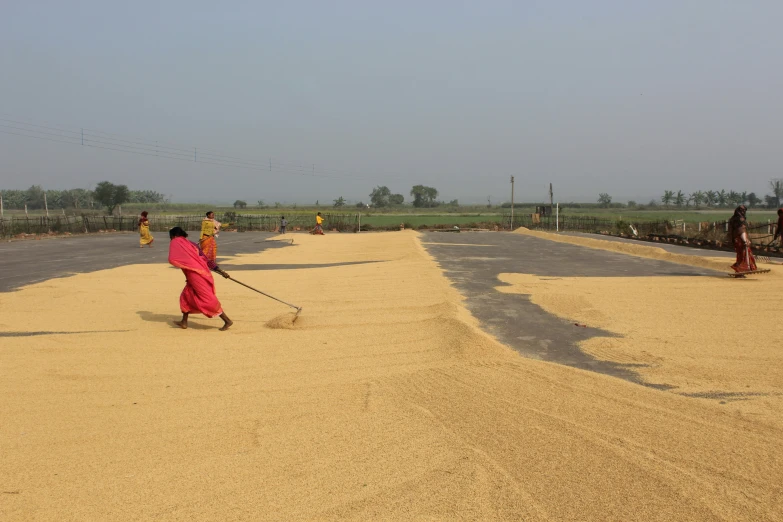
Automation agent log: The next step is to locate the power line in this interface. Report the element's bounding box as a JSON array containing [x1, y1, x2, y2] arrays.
[[0, 125, 382, 180], [0, 114, 432, 182]]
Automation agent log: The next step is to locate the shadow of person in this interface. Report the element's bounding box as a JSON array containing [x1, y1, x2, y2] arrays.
[[136, 311, 214, 330], [0, 329, 130, 338]]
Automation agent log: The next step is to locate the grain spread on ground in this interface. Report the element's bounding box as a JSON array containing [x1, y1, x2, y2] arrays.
[[1, 231, 781, 520]]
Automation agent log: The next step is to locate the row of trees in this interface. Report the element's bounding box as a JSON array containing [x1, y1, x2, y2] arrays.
[[367, 185, 440, 208], [0, 185, 167, 212], [598, 180, 783, 209], [659, 181, 783, 208]]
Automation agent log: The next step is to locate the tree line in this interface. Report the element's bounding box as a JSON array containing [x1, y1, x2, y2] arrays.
[[0, 183, 168, 213], [598, 180, 783, 209], [352, 185, 444, 208]]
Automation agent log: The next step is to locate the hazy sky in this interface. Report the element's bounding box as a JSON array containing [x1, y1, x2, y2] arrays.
[[2, 1, 782, 204]]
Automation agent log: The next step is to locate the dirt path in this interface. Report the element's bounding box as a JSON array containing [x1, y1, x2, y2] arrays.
[[1, 231, 781, 520]]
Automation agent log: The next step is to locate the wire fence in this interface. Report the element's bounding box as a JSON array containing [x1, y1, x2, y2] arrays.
[[0, 212, 361, 238], [504, 212, 782, 254]]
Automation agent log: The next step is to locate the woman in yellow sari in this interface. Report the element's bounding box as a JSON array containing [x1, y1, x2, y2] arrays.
[[138, 211, 154, 247], [199, 211, 220, 263]]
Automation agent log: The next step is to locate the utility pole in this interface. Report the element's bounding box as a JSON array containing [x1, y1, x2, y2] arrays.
[[0, 191, 3, 217], [44, 192, 49, 217], [549, 183, 553, 208], [510, 176, 515, 230]]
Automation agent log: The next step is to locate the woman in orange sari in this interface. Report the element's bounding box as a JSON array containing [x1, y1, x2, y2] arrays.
[[199, 211, 220, 263], [138, 211, 154, 247], [168, 227, 233, 330], [729, 205, 757, 275]]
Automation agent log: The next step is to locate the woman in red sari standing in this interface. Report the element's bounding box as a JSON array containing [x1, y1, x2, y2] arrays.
[[728, 205, 757, 275], [774, 208, 783, 245], [168, 227, 233, 330]]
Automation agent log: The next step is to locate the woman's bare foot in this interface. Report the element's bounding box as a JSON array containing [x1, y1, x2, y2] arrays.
[[174, 313, 189, 329], [219, 319, 233, 331], [218, 312, 233, 331]]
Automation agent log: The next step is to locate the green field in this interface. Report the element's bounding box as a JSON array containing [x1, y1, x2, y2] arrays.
[[359, 213, 502, 228], [3, 203, 778, 228], [558, 208, 778, 224]]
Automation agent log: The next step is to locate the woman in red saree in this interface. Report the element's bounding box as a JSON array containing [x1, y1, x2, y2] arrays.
[[728, 205, 757, 275], [168, 227, 233, 330], [774, 208, 783, 245]]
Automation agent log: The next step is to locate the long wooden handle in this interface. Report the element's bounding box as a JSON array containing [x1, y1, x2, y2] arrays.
[[228, 277, 300, 310]]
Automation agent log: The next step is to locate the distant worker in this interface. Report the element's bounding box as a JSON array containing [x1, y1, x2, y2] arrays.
[[168, 227, 233, 331], [774, 208, 783, 245], [280, 215, 288, 234], [728, 205, 757, 275], [200, 211, 220, 263], [138, 211, 154, 248], [313, 212, 325, 235]]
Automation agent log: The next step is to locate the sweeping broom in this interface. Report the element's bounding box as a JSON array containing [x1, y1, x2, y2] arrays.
[[228, 276, 303, 321]]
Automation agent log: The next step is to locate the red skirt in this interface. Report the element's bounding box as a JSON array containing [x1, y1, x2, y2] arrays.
[[180, 269, 223, 317], [731, 238, 757, 273]]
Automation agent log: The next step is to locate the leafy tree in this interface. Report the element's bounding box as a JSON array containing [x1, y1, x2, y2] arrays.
[[1, 190, 26, 209], [768, 179, 783, 208], [597, 193, 612, 207], [128, 190, 166, 204], [410, 185, 439, 208], [704, 191, 717, 207], [369, 186, 392, 207], [661, 190, 674, 207], [257, 199, 265, 208], [747, 192, 761, 208], [674, 190, 685, 207], [233, 200, 247, 209], [94, 181, 130, 215], [447, 199, 459, 207], [765, 194, 779, 209], [355, 201, 365, 208], [25, 185, 46, 209], [717, 190, 728, 207], [333, 196, 346, 208], [389, 193, 404, 205], [627, 200, 637, 208], [45, 189, 64, 208], [689, 191, 704, 208]]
